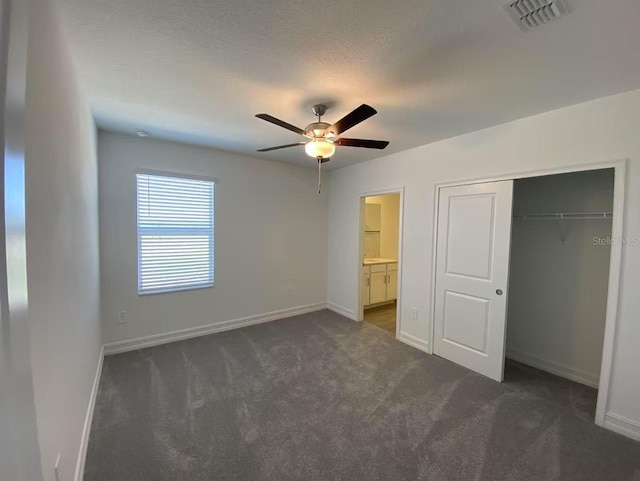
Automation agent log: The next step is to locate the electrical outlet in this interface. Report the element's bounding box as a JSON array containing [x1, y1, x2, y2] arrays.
[[117, 311, 127, 324], [409, 307, 418, 320], [54, 454, 61, 481], [286, 287, 294, 297]]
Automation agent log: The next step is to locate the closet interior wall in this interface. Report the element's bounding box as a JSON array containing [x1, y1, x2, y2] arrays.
[[506, 169, 615, 387]]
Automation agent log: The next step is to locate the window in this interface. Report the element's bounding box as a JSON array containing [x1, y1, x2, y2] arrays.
[[136, 172, 214, 294]]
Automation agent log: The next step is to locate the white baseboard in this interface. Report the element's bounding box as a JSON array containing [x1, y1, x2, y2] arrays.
[[506, 348, 599, 388], [603, 413, 640, 441], [398, 332, 430, 354], [103, 302, 327, 355], [74, 345, 104, 481], [327, 302, 357, 321]]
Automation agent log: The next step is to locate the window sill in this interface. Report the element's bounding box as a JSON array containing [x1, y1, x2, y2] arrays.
[[138, 283, 214, 296]]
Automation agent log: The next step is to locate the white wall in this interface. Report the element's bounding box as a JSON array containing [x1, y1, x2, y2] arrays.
[[0, 0, 44, 478], [507, 170, 614, 386], [98, 132, 328, 344], [365, 194, 400, 259], [327, 89, 640, 434], [24, 0, 102, 479]]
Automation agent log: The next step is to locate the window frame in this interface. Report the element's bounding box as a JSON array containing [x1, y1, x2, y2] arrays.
[[135, 168, 216, 296]]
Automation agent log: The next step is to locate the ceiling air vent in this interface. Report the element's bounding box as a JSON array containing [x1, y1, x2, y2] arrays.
[[504, 0, 569, 32]]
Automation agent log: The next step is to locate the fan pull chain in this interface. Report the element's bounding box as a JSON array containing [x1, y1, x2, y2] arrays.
[[317, 157, 322, 194]]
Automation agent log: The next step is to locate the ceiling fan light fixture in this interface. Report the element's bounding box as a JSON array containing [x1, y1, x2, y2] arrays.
[[255, 104, 388, 167], [305, 139, 335, 159]]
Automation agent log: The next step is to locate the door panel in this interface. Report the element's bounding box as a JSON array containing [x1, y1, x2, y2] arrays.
[[370, 271, 387, 304], [442, 291, 490, 353], [434, 181, 513, 382], [446, 195, 495, 279], [386, 271, 398, 301]]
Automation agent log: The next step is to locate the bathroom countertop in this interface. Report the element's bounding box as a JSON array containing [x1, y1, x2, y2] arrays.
[[363, 258, 398, 266]]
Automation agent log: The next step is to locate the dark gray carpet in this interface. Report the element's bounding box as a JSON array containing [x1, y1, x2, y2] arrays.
[[85, 310, 640, 481]]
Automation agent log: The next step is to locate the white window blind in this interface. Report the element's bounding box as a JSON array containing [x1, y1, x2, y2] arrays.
[[136, 172, 214, 294]]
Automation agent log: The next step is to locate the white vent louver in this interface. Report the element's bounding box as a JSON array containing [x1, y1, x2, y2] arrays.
[[504, 0, 569, 32]]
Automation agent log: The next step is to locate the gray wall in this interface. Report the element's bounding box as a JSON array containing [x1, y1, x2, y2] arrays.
[[25, 0, 102, 478], [98, 132, 328, 345], [507, 170, 614, 386], [327, 89, 640, 436]]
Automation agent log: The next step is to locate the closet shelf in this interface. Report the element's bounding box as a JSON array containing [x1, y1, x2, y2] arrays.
[[513, 212, 613, 220]]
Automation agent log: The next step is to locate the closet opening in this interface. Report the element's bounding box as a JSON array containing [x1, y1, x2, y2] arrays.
[[431, 160, 624, 427], [504, 168, 615, 419]]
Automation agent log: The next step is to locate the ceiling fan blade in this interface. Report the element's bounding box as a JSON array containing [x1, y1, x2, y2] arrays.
[[255, 114, 306, 136], [257, 142, 306, 152], [326, 104, 377, 136], [334, 138, 389, 149]]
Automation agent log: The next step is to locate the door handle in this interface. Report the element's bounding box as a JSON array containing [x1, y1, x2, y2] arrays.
[[496, 289, 503, 296]]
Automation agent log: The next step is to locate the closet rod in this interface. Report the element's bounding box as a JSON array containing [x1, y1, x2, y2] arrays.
[[514, 212, 613, 220]]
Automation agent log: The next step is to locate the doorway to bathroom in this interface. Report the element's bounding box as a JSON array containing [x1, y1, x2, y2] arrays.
[[359, 192, 402, 336]]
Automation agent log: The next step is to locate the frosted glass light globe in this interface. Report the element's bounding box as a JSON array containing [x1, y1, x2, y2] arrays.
[[305, 140, 335, 159]]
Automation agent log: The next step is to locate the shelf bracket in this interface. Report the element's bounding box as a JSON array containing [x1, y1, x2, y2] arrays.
[[558, 217, 568, 245]]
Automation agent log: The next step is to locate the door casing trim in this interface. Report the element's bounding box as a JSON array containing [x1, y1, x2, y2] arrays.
[[356, 187, 405, 339]]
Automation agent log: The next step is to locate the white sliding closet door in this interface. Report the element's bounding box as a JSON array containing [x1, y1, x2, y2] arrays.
[[434, 181, 513, 382]]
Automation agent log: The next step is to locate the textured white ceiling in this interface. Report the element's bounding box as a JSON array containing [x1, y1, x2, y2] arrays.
[[58, 0, 640, 169]]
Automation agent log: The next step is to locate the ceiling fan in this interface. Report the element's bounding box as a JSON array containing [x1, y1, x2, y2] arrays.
[[255, 104, 389, 192]]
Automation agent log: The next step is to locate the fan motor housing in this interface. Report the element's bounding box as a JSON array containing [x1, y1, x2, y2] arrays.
[[305, 121, 331, 139]]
